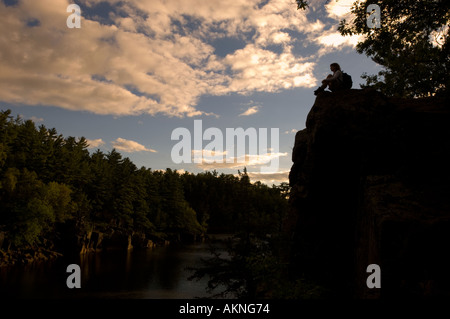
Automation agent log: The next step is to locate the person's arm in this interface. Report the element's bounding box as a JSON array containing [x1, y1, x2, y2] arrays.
[[326, 70, 342, 82]]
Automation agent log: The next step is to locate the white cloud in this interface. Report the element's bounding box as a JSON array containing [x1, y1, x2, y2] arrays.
[[192, 149, 228, 164], [86, 138, 105, 148], [246, 170, 289, 185], [175, 168, 186, 175], [0, 0, 360, 117], [195, 151, 288, 170], [314, 30, 362, 56], [325, 0, 355, 20], [297, 0, 362, 57], [239, 106, 260, 117], [112, 137, 157, 153], [223, 44, 317, 92]]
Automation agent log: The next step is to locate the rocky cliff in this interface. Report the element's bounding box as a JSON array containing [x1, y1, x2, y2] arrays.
[[287, 89, 450, 298]]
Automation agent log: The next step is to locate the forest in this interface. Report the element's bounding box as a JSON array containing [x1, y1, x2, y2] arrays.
[[0, 109, 288, 255]]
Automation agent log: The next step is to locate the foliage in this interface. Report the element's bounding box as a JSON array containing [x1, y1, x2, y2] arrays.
[[0, 110, 288, 252], [338, 0, 450, 97], [295, 0, 309, 10], [188, 233, 331, 299]]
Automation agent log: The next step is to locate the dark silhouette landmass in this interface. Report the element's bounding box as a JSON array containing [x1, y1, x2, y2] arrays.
[[286, 88, 450, 298]]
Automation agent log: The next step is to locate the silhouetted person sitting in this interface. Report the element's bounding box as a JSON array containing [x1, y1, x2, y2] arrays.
[[314, 63, 343, 95]]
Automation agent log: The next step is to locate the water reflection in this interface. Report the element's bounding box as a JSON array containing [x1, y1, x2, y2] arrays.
[[0, 240, 228, 299]]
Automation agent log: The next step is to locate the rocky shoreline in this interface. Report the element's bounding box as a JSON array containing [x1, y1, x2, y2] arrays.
[[0, 226, 193, 268], [0, 248, 62, 268]]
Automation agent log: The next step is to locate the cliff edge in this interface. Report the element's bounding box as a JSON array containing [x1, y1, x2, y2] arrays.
[[287, 89, 450, 298]]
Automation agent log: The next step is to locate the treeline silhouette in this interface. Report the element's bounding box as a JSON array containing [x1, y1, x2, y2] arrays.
[[0, 110, 288, 251]]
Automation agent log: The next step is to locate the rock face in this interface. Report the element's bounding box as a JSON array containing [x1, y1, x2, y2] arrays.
[[55, 221, 148, 256], [287, 89, 450, 298]]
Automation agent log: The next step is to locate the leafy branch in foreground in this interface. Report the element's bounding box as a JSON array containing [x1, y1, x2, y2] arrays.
[[339, 0, 449, 98], [188, 233, 331, 299]]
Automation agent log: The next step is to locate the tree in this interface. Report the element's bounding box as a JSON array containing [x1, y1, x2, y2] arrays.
[[338, 0, 450, 98], [158, 169, 204, 238], [2, 168, 72, 247], [0, 107, 290, 256]]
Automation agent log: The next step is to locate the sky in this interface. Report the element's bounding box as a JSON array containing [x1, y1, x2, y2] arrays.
[[0, 0, 382, 185]]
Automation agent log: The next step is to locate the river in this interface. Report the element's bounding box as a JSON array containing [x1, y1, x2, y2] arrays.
[[0, 237, 231, 299]]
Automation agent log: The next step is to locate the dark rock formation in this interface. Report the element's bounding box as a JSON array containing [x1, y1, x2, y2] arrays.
[[80, 231, 104, 254], [54, 221, 137, 256], [287, 89, 450, 299], [0, 248, 61, 267]]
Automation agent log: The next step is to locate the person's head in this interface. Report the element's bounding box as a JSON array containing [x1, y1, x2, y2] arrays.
[[330, 63, 341, 72]]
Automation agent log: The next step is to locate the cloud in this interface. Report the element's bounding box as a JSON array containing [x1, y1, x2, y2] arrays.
[[195, 151, 288, 170], [223, 44, 317, 92], [325, 0, 355, 20], [29, 116, 44, 123], [111, 137, 157, 153], [192, 149, 228, 164], [0, 0, 359, 117], [239, 106, 260, 117], [314, 30, 362, 56], [86, 138, 105, 148], [299, 0, 361, 57], [245, 170, 289, 185]]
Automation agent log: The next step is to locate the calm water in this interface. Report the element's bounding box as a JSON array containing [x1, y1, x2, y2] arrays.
[[0, 240, 230, 299]]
